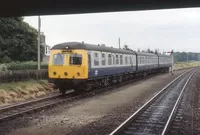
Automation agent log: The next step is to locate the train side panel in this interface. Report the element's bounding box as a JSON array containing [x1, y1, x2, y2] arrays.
[[158, 55, 172, 68], [136, 52, 158, 72], [87, 50, 137, 79]]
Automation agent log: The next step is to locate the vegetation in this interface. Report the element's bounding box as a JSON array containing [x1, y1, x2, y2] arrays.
[[174, 61, 200, 70], [0, 79, 48, 91], [0, 61, 48, 71], [0, 79, 54, 105], [174, 52, 200, 62], [0, 69, 48, 83], [0, 17, 44, 63]]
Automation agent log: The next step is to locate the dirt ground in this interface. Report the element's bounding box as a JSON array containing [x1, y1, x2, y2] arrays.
[[0, 69, 187, 135]]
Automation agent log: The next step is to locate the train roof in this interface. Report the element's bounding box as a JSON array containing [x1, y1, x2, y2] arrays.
[[135, 52, 158, 56], [51, 42, 136, 55]]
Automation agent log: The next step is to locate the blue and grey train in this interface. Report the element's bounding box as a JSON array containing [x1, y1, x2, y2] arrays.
[[48, 42, 172, 94]]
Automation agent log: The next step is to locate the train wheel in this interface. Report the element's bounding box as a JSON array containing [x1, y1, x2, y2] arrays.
[[103, 78, 109, 87], [119, 76, 123, 83]]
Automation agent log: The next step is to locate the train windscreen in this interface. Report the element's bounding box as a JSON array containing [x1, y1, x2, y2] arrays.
[[52, 53, 65, 65], [70, 54, 82, 65]]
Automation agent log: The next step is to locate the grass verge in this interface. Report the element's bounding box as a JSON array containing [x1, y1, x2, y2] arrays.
[[0, 80, 54, 106], [174, 61, 200, 70]]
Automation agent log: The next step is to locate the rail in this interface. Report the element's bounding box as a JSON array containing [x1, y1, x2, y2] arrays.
[[110, 67, 198, 135]]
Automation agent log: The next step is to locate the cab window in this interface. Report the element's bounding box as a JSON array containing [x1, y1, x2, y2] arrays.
[[53, 53, 65, 65], [70, 54, 82, 65]]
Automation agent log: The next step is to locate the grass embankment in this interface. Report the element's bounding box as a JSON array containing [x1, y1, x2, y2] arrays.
[[0, 80, 54, 106], [174, 61, 200, 70]]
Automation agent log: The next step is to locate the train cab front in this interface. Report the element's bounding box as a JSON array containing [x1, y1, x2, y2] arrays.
[[48, 49, 88, 94]]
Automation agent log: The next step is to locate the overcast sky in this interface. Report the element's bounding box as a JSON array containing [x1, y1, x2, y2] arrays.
[[24, 7, 200, 53]]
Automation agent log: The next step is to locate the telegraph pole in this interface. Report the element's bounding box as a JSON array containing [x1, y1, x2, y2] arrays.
[[38, 15, 41, 70]]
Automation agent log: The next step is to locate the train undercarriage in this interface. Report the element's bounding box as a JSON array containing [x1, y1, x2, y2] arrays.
[[50, 67, 170, 95]]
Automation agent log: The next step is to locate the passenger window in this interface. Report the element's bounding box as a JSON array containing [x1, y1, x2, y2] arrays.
[[141, 57, 143, 64], [146, 57, 147, 64], [116, 55, 119, 65], [130, 56, 132, 65], [101, 53, 106, 66], [94, 52, 99, 66], [120, 55, 123, 65], [108, 54, 112, 65], [125, 56, 128, 65]]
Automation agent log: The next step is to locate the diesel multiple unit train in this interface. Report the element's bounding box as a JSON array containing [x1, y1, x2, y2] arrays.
[[48, 42, 172, 94]]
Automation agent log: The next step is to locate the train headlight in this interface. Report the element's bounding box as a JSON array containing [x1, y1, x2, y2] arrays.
[[64, 72, 68, 76], [77, 72, 80, 76], [53, 72, 56, 75]]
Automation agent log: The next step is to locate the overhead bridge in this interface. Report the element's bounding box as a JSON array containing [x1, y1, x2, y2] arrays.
[[1, 0, 200, 17]]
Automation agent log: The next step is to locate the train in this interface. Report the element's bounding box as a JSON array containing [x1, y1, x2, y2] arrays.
[[48, 42, 172, 94]]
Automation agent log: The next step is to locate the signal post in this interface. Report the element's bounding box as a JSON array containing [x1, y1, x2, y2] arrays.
[[165, 50, 174, 75]]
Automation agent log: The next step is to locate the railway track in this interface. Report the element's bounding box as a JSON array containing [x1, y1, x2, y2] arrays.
[[0, 70, 165, 123], [0, 93, 72, 122], [110, 67, 199, 135]]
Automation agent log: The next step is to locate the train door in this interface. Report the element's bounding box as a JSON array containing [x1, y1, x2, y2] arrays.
[[88, 52, 91, 77], [88, 53, 91, 69]]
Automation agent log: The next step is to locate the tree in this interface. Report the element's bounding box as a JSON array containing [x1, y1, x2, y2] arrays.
[[155, 49, 159, 54], [146, 48, 154, 53], [123, 44, 129, 50], [147, 48, 151, 53], [123, 44, 133, 51], [173, 51, 200, 62], [198, 54, 200, 61], [0, 17, 44, 63]]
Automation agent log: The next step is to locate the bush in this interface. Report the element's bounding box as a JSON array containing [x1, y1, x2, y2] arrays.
[[1, 55, 12, 63], [0, 69, 48, 83], [0, 64, 8, 71], [0, 61, 48, 71]]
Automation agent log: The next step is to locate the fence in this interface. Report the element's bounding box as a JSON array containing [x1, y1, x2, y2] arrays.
[[0, 69, 48, 83]]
